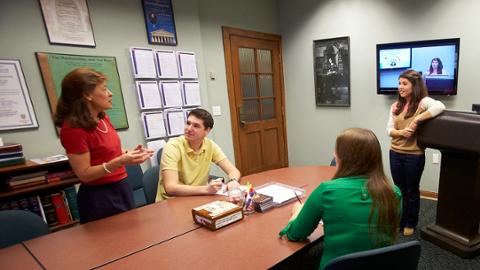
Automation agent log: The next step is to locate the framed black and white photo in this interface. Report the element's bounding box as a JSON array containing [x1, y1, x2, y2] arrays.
[[313, 36, 350, 107]]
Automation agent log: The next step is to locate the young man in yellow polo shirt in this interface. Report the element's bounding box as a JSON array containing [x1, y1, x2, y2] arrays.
[[155, 108, 241, 201]]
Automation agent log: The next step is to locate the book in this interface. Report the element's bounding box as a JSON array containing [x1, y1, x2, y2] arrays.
[[63, 186, 80, 221], [40, 194, 59, 226], [7, 175, 47, 186], [192, 200, 244, 231], [50, 193, 72, 225], [253, 193, 275, 212], [0, 156, 25, 167], [8, 170, 48, 181], [0, 143, 22, 154]]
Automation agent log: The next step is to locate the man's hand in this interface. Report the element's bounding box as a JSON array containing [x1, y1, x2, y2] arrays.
[[207, 178, 223, 194]]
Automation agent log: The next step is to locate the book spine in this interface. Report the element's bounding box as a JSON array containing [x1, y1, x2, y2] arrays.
[[40, 194, 59, 226], [36, 195, 47, 223], [63, 186, 80, 221], [50, 193, 71, 225]]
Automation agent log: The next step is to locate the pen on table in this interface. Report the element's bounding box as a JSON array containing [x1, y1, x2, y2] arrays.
[[294, 191, 302, 204]]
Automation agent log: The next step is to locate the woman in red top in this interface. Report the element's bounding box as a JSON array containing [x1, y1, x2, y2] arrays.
[[54, 68, 153, 223]]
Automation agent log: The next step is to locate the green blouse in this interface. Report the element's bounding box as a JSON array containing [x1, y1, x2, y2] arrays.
[[279, 176, 402, 270]]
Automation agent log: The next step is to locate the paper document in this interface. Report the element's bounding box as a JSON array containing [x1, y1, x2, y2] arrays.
[[146, 139, 166, 166], [166, 110, 185, 136], [161, 81, 183, 107], [256, 183, 304, 204], [216, 185, 248, 196], [156, 50, 179, 78], [143, 112, 166, 139], [182, 81, 201, 106], [178, 52, 198, 78], [130, 48, 157, 78], [136, 81, 162, 109]]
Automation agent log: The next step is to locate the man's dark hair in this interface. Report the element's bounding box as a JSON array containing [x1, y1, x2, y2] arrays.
[[188, 108, 214, 129]]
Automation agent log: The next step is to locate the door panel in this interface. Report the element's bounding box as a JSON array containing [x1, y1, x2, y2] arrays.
[[223, 27, 288, 175]]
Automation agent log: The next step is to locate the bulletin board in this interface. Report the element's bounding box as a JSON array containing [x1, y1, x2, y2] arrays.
[[36, 52, 128, 129]]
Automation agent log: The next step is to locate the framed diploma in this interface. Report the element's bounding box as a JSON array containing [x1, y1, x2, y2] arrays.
[[39, 0, 96, 47], [36, 52, 128, 130], [142, 0, 178, 45], [0, 60, 39, 131]]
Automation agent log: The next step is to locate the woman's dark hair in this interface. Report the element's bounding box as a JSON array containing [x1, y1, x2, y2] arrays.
[[333, 128, 400, 245], [393, 69, 428, 118], [54, 68, 107, 130], [429, 57, 444, 74]]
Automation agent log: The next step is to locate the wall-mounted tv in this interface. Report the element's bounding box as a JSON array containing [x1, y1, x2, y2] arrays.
[[376, 38, 460, 95]]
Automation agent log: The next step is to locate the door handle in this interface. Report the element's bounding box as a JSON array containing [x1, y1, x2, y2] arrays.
[[238, 106, 246, 128]]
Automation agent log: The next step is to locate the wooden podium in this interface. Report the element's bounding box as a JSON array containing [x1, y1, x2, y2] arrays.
[[417, 110, 480, 258]]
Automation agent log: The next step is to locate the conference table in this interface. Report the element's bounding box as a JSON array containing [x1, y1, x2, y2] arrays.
[[1, 166, 336, 270]]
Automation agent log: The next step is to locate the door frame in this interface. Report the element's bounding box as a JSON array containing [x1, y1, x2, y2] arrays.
[[222, 26, 289, 174]]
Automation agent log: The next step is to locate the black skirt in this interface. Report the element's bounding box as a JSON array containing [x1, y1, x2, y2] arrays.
[[77, 178, 134, 224]]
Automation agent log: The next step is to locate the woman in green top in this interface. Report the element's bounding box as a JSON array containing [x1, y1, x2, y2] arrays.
[[279, 128, 402, 270]]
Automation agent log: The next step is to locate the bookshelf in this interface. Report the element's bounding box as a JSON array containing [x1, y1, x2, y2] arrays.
[[0, 160, 81, 231]]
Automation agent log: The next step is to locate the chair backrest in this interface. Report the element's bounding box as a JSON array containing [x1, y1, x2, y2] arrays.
[[125, 164, 147, 208], [330, 157, 336, 166], [323, 240, 421, 270], [156, 148, 163, 166], [143, 165, 160, 204], [0, 210, 50, 249]]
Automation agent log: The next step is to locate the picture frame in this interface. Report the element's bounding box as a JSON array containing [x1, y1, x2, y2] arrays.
[[0, 59, 39, 131], [38, 0, 96, 47], [313, 36, 350, 107], [36, 52, 128, 130], [142, 0, 178, 46]]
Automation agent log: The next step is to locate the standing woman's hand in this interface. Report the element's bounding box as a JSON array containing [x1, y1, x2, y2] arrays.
[[122, 145, 154, 165]]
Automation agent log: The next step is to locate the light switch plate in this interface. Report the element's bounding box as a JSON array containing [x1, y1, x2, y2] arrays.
[[212, 106, 221, 116]]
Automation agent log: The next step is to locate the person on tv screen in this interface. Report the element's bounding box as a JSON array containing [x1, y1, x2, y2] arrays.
[[386, 69, 445, 236], [425, 57, 448, 75], [279, 128, 402, 270]]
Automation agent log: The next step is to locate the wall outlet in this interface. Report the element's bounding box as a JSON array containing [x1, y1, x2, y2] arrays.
[[432, 153, 440, 164]]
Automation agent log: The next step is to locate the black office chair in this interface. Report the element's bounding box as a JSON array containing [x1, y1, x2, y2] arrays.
[[143, 165, 160, 204], [125, 164, 147, 208], [323, 240, 421, 270], [0, 210, 50, 249], [330, 157, 336, 166]]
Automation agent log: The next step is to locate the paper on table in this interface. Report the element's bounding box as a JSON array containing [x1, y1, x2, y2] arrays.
[[256, 183, 304, 204], [156, 50, 179, 78], [30, 154, 68, 164], [216, 185, 248, 196], [131, 48, 157, 78], [161, 81, 183, 107], [136, 81, 162, 109]]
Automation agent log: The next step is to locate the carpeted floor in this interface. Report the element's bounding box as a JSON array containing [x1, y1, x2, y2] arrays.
[[397, 198, 480, 270]]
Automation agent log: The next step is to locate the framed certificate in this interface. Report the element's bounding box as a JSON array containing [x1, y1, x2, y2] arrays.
[[39, 0, 96, 47], [160, 81, 182, 108], [156, 50, 179, 78], [142, 111, 167, 139], [0, 60, 39, 131]]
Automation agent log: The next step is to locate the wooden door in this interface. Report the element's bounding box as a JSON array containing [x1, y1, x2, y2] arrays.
[[223, 27, 288, 176]]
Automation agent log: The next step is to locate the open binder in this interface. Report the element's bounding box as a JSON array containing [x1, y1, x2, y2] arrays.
[[255, 182, 305, 207]]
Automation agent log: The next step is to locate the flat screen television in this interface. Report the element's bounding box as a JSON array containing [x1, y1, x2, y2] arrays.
[[376, 38, 460, 95]]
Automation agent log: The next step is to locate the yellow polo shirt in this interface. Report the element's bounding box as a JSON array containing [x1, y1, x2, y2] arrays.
[[155, 136, 227, 201]]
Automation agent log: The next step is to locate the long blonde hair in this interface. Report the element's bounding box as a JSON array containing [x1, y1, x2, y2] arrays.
[[333, 128, 400, 244]]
